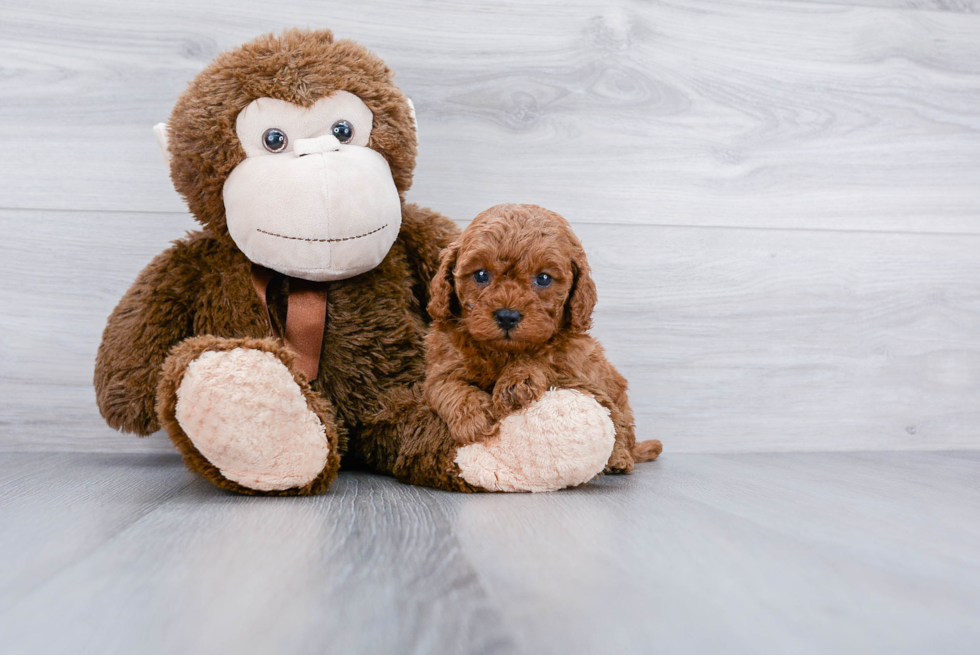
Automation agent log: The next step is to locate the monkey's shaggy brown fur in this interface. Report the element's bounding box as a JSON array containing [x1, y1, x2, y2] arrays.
[[94, 29, 476, 494], [424, 204, 662, 473]]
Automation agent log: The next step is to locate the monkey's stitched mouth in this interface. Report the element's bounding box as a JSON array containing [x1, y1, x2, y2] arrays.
[[256, 224, 388, 243]]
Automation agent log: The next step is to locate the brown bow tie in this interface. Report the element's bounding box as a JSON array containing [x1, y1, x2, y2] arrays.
[[250, 264, 328, 381]]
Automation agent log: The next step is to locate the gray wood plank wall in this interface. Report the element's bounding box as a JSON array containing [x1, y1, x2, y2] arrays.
[[1, 0, 979, 454]]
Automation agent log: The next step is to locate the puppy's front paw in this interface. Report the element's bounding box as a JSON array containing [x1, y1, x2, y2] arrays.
[[449, 409, 496, 445], [604, 445, 635, 475], [493, 373, 546, 414]]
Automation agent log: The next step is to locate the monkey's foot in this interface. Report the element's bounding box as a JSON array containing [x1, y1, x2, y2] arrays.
[[454, 389, 615, 492], [158, 337, 340, 495]]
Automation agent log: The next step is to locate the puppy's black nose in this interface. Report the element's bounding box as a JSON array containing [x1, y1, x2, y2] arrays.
[[494, 308, 523, 331]]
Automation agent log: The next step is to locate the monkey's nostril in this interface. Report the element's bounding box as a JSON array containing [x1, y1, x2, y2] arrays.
[[494, 308, 523, 331]]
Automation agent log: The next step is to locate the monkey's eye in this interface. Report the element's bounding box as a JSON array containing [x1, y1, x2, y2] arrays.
[[331, 120, 354, 144], [473, 270, 490, 285], [534, 273, 553, 288], [262, 128, 288, 153]]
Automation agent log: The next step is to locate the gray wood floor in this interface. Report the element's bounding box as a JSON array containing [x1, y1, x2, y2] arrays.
[[1, 451, 978, 654]]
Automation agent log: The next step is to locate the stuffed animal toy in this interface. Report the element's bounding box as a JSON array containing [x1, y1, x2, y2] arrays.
[[424, 204, 662, 492], [95, 29, 656, 495]]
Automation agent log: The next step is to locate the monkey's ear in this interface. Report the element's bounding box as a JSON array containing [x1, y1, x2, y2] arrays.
[[153, 122, 171, 166], [427, 242, 460, 323], [406, 98, 418, 148]]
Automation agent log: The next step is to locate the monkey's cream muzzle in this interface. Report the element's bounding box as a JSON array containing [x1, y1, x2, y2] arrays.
[[223, 138, 401, 282], [208, 92, 403, 282], [155, 93, 413, 282]]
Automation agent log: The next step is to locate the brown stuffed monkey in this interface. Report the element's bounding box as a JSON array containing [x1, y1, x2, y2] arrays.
[[95, 29, 632, 495]]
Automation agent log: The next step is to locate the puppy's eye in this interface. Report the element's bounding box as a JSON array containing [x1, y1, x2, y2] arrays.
[[534, 273, 553, 288], [262, 128, 288, 153], [473, 269, 490, 285]]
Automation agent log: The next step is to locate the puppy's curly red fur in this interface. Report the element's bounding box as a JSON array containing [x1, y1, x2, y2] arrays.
[[424, 204, 661, 474]]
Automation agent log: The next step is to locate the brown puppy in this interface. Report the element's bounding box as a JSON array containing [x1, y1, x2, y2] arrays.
[[425, 203, 662, 474]]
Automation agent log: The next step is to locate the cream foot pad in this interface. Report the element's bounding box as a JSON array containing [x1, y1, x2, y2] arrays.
[[175, 348, 329, 491], [455, 389, 615, 493]]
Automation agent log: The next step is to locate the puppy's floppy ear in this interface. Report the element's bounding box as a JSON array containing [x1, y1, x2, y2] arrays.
[[427, 242, 461, 323], [565, 246, 597, 333]]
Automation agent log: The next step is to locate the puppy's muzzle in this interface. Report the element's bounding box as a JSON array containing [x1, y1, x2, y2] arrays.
[[494, 308, 523, 331]]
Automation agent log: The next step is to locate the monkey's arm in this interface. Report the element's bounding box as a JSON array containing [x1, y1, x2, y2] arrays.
[[398, 203, 461, 321], [94, 245, 197, 435]]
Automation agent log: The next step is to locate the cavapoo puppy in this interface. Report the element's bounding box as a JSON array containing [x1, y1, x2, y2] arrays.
[[424, 203, 662, 474]]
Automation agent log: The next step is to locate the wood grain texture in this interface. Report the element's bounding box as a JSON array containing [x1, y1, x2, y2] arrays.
[[0, 451, 978, 654], [0, 453, 514, 655], [2, 209, 979, 454], [1, 0, 979, 455], [0, 452, 194, 614], [840, 0, 980, 12], [0, 0, 978, 233]]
